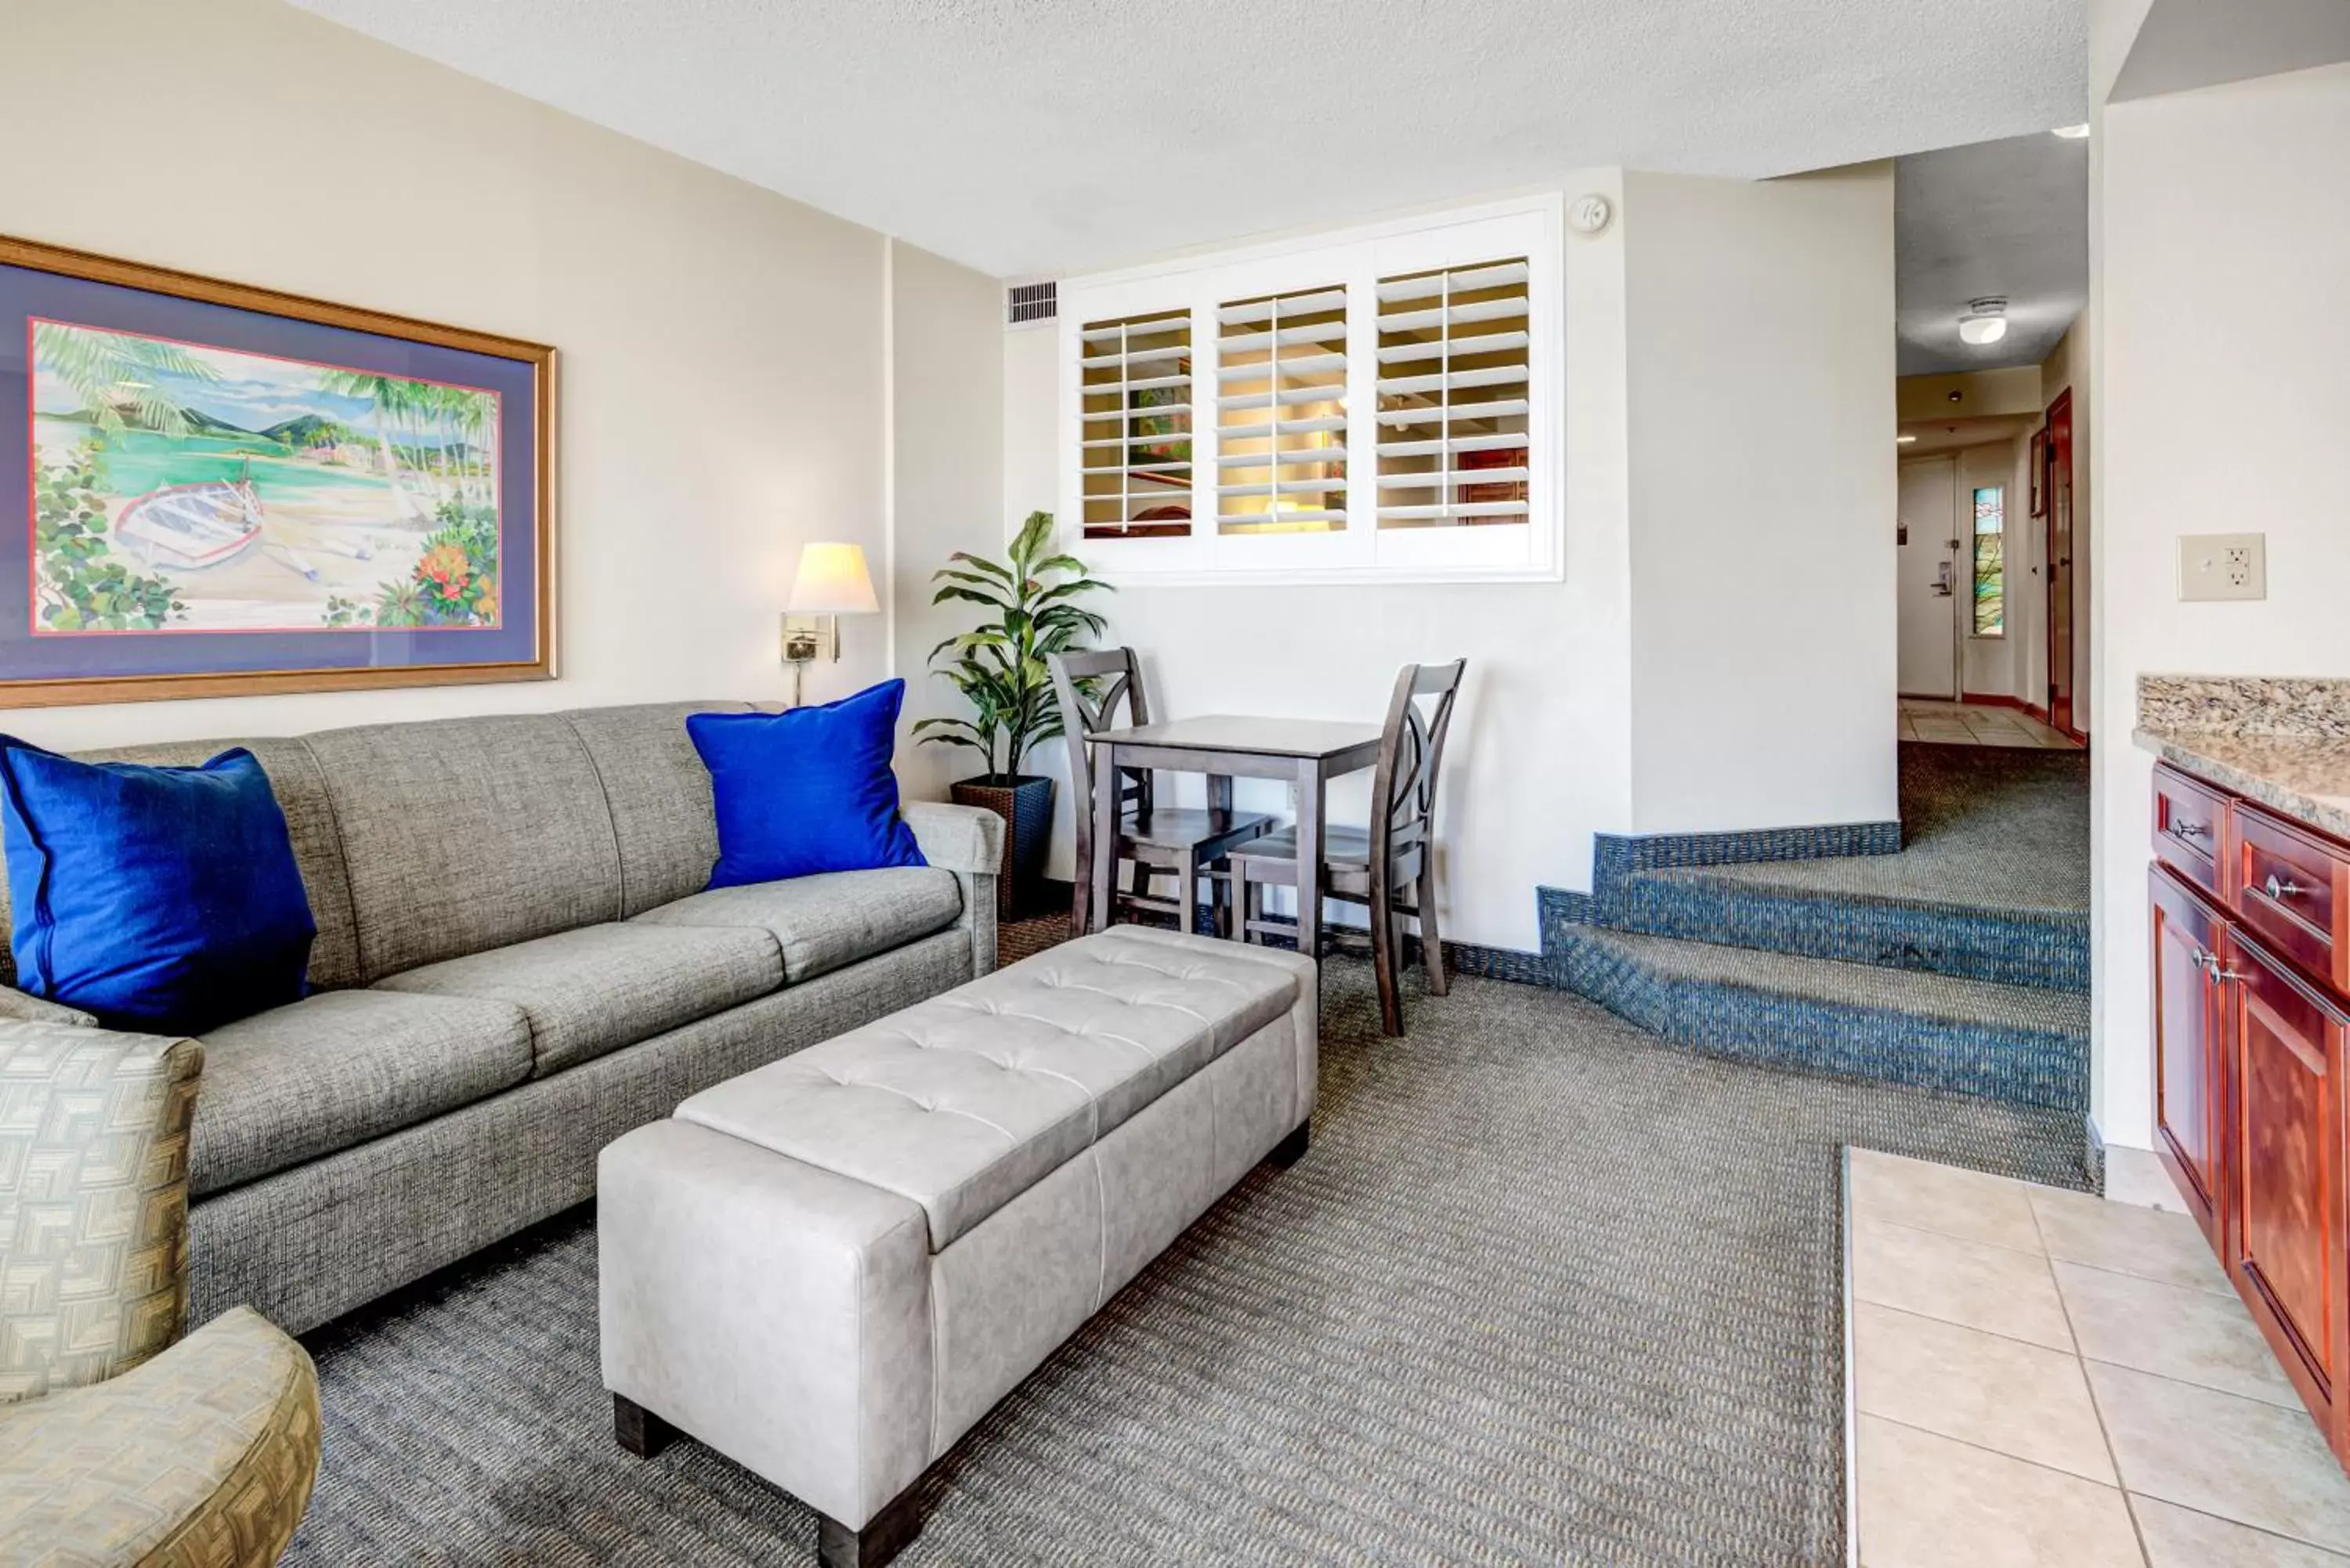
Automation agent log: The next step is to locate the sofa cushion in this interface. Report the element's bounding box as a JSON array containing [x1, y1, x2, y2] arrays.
[[560, 701, 754, 919], [193, 990, 533, 1198], [631, 867, 961, 985], [671, 927, 1305, 1250], [373, 923, 783, 1077], [0, 742, 316, 1037], [688, 685, 926, 885], [0, 737, 361, 993], [302, 714, 622, 981]]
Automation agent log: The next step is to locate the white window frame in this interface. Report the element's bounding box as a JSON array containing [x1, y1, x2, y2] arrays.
[[1058, 194, 1564, 587]]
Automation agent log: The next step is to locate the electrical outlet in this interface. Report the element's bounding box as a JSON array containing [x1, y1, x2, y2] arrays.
[[2178, 533, 2266, 602]]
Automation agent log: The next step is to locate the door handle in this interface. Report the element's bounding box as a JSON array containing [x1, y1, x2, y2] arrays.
[[2265, 873, 2306, 901], [1932, 560, 1954, 598]]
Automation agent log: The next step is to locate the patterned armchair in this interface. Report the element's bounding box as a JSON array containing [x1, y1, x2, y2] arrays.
[[0, 1021, 320, 1565]]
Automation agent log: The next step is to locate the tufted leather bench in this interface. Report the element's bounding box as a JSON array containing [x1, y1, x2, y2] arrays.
[[596, 926, 1318, 1567]]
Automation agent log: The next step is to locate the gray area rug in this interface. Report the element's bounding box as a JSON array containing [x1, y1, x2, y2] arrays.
[[286, 962, 2089, 1566], [1687, 742, 2091, 913]]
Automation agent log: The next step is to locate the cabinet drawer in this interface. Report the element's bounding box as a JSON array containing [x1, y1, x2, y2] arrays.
[[2154, 764, 2229, 896], [2232, 804, 2350, 993]]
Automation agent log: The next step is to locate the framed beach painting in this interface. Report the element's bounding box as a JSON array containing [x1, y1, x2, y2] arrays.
[[0, 234, 553, 706]]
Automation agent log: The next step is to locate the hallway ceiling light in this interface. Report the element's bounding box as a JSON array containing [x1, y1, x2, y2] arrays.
[[1896, 433, 1918, 444], [2052, 123, 2092, 139], [1958, 297, 2009, 345]]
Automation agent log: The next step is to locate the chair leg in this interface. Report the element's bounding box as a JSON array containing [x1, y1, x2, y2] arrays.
[[1417, 856, 1448, 996], [1367, 865, 1404, 1037], [1211, 867, 1232, 940], [1177, 858, 1200, 938]]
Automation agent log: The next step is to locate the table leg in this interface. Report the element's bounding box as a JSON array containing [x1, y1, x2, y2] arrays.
[[1090, 746, 1120, 934], [1294, 758, 1323, 963], [1206, 772, 1235, 938]]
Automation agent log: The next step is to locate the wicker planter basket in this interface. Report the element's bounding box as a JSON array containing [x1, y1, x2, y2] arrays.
[[948, 774, 1055, 919]]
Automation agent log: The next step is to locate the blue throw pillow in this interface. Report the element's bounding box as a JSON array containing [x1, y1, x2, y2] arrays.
[[0, 739, 316, 1036], [689, 681, 927, 886]]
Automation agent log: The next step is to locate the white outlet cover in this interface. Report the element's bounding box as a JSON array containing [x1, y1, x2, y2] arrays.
[[2178, 532, 2267, 602]]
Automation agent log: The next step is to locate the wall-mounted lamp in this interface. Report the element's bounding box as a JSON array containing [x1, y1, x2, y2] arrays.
[[782, 541, 879, 706]]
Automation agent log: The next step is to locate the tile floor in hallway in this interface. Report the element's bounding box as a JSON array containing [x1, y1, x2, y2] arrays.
[[1900, 698, 2084, 750], [1845, 1147, 2350, 1566]]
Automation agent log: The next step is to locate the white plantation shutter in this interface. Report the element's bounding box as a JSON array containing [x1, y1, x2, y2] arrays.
[[1078, 309, 1193, 539], [1374, 258, 1531, 528], [1214, 286, 1348, 534], [1059, 199, 1560, 582]]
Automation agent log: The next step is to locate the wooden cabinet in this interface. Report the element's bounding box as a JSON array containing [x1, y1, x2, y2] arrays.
[[2230, 802, 2350, 995], [2151, 865, 2227, 1249], [2222, 927, 2348, 1430], [2148, 764, 2350, 1465], [2153, 764, 2229, 897]]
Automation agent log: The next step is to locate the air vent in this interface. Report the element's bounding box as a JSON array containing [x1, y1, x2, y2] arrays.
[[1007, 280, 1057, 327]]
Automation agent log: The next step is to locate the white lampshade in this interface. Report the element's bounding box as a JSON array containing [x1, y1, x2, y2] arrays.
[[786, 542, 879, 614]]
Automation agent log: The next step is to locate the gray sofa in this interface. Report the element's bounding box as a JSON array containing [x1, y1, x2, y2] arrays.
[[0, 701, 1003, 1336]]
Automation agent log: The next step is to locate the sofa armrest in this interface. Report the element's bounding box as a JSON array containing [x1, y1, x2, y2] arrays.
[[0, 984, 99, 1028], [902, 802, 1003, 977], [902, 800, 1003, 876]]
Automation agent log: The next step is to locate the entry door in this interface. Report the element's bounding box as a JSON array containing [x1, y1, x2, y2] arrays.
[[1897, 457, 1960, 699], [2046, 391, 2076, 732]]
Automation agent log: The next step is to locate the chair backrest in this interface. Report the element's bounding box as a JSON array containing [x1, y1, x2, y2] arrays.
[[1368, 660, 1466, 879], [0, 1024, 202, 1401], [1046, 647, 1152, 819]]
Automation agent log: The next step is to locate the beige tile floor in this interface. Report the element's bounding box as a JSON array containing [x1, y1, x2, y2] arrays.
[[1899, 698, 2084, 750], [1846, 1148, 2350, 1566]]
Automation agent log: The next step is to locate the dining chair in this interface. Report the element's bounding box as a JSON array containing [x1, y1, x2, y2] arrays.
[[1228, 659, 1466, 1035], [1047, 648, 1277, 939]]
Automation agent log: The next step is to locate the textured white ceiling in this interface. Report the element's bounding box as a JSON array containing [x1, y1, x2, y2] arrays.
[[288, 0, 2088, 278], [1894, 131, 2088, 377]]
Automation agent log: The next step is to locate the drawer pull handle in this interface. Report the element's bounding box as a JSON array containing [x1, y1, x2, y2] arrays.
[[2201, 952, 2245, 985], [2265, 873, 2307, 901], [2173, 820, 2208, 840]]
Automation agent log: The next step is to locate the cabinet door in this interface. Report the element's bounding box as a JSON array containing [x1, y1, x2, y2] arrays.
[[2225, 927, 2348, 1436], [2152, 865, 2227, 1250]]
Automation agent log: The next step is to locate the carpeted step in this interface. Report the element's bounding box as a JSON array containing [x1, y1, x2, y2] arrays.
[[1549, 921, 2088, 1112], [1610, 865, 2089, 992]]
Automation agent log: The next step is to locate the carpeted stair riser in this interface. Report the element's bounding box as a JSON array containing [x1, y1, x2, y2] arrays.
[[1548, 926, 2088, 1113], [1611, 873, 2089, 992]]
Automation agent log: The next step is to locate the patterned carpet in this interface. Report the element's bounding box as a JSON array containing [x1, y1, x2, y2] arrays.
[[284, 959, 2088, 1566], [1686, 743, 2090, 913]]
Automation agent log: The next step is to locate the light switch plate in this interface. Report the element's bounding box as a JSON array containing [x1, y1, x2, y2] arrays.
[[2178, 533, 2267, 602]]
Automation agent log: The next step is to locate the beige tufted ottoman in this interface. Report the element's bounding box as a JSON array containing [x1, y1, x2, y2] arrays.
[[597, 925, 1318, 1567]]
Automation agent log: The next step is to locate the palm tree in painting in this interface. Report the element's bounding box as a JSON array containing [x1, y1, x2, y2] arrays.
[[315, 368, 428, 520], [32, 323, 217, 436]]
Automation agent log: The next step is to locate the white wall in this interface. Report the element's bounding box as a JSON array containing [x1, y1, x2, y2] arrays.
[[2090, 56, 2350, 1147], [888, 242, 1006, 799], [1623, 167, 1900, 834], [998, 166, 1900, 952], [0, 0, 943, 750]]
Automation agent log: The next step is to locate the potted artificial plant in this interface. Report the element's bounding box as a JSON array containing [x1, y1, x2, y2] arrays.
[[914, 511, 1110, 917]]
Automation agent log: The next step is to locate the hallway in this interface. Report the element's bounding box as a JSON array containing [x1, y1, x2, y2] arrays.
[[1901, 698, 2082, 750]]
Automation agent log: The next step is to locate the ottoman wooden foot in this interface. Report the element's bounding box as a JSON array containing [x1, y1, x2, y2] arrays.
[[613, 1393, 677, 1459], [1270, 1118, 1311, 1167], [819, 1487, 923, 1568]]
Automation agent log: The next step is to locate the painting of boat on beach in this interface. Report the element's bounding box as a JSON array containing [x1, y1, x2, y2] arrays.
[[30, 319, 501, 634]]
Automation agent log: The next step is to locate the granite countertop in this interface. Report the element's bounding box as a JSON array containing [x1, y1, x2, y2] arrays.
[[2135, 674, 2350, 843]]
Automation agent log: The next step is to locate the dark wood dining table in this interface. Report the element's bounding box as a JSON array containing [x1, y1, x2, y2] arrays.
[[1083, 714, 1384, 960]]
